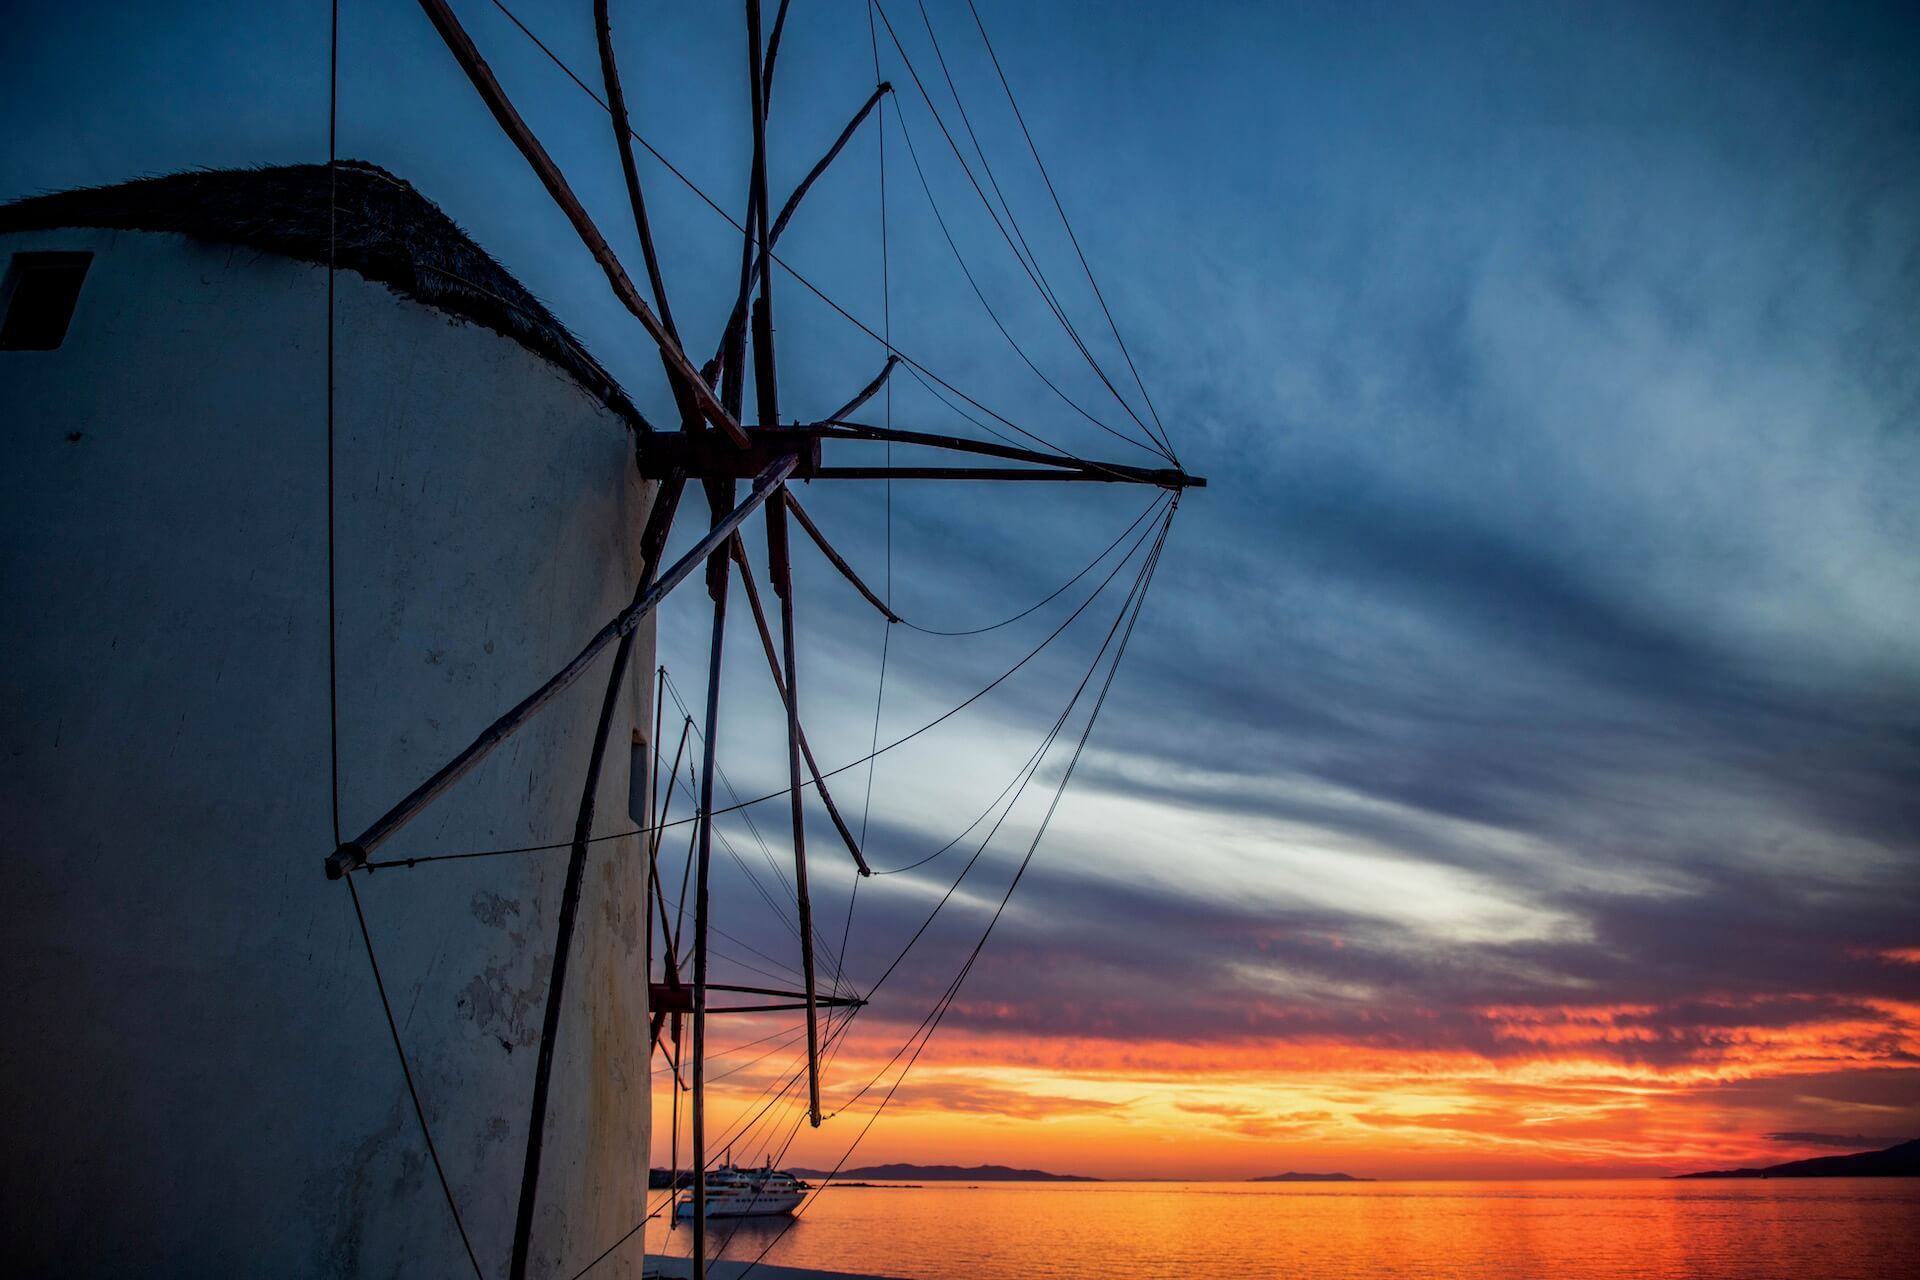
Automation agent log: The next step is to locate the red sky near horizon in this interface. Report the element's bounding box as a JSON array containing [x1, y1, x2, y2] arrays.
[[656, 955, 1920, 1180]]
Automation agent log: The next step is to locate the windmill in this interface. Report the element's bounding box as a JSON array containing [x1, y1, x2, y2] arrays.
[[322, 3, 1203, 1277]]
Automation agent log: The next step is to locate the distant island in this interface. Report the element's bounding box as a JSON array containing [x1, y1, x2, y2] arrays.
[[1675, 1138, 1919, 1179], [786, 1163, 1100, 1182], [1251, 1172, 1373, 1183]]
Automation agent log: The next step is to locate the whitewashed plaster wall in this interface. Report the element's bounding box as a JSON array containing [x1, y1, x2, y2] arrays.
[[0, 226, 658, 1277]]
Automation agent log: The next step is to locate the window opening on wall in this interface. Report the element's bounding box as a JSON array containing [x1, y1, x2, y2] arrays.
[[1, 251, 93, 350]]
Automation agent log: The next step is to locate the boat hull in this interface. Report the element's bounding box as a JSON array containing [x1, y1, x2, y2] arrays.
[[673, 1190, 805, 1219]]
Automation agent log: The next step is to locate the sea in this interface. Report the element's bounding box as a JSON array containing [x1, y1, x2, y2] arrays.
[[643, 1178, 1920, 1279]]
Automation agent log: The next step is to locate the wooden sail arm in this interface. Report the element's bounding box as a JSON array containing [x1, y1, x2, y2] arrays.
[[761, 0, 792, 106], [782, 493, 901, 624], [728, 535, 875, 876], [765, 488, 825, 1126], [747, 0, 779, 437], [325, 453, 796, 878], [826, 357, 902, 425], [820, 421, 1206, 487], [651, 982, 864, 1014], [648, 1007, 687, 1090], [709, 82, 894, 381], [639, 425, 1204, 490], [648, 716, 694, 986], [594, 0, 703, 432], [414, 0, 747, 448], [814, 466, 1189, 483]]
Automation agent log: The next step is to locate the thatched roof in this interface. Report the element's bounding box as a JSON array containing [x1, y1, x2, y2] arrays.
[[0, 161, 651, 432]]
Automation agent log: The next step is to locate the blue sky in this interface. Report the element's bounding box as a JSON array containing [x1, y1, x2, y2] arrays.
[[7, 1, 1917, 1173]]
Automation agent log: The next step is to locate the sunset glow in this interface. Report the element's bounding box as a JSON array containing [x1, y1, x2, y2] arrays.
[[670, 985, 1920, 1178]]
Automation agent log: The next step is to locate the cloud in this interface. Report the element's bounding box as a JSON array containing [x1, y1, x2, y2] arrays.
[[6, 0, 1914, 1178]]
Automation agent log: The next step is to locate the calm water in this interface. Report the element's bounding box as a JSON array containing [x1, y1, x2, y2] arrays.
[[645, 1179, 1920, 1279]]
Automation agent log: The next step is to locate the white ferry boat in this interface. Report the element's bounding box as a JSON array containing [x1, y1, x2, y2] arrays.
[[673, 1163, 809, 1220]]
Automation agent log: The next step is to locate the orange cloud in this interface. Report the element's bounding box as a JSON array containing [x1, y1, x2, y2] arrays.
[[661, 993, 1920, 1179]]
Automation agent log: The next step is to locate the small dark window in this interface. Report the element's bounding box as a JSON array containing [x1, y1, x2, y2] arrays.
[[1, 251, 93, 350]]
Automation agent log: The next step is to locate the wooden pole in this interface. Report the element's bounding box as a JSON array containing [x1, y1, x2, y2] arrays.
[[649, 718, 693, 979], [748, 0, 779, 435], [711, 83, 893, 379], [782, 491, 902, 624], [766, 491, 823, 1124], [594, 0, 703, 429], [826, 356, 901, 425], [414, 0, 746, 447], [727, 537, 873, 875], [810, 465, 1192, 483], [636, 423, 1204, 490], [325, 454, 796, 878], [646, 715, 693, 1089], [689, 502, 731, 1280], [508, 468, 686, 1280], [816, 420, 1203, 487], [760, 0, 792, 105]]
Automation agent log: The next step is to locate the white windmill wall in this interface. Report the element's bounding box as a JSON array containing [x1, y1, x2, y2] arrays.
[[0, 225, 657, 1276]]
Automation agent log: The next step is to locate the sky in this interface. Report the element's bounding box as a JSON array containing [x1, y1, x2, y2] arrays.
[[6, 0, 1917, 1179]]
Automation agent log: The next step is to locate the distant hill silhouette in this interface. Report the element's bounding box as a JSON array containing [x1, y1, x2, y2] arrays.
[[1675, 1138, 1919, 1179], [786, 1163, 1099, 1182], [1252, 1171, 1372, 1182]]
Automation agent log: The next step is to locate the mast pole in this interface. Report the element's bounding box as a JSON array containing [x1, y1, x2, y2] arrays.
[[728, 537, 873, 875], [748, 0, 779, 435], [507, 470, 685, 1280], [768, 491, 824, 1125], [688, 552, 727, 1280]]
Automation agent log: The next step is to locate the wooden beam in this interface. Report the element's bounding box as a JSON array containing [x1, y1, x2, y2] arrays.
[[825, 356, 901, 425], [710, 83, 893, 380], [651, 982, 863, 1014], [728, 537, 874, 876], [783, 492, 903, 623], [688, 474, 735, 1273], [748, 0, 780, 437], [508, 465, 685, 1280], [766, 490, 823, 1125], [639, 429, 820, 481], [325, 454, 796, 878], [760, 0, 792, 105], [639, 425, 1203, 490], [813, 465, 1199, 485], [594, 0, 703, 430], [415, 0, 746, 447], [649, 716, 693, 982]]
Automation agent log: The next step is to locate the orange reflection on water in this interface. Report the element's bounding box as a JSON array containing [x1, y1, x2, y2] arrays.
[[644, 1178, 1920, 1279]]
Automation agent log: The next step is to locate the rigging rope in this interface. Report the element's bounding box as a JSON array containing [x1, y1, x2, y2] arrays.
[[482, 0, 1155, 481], [891, 487, 1164, 636], [870, 0, 1169, 462], [354, 492, 1167, 874], [328, 9, 483, 1276], [663, 674, 848, 975], [839, 0, 897, 1020], [570, 500, 1174, 1277], [908, 0, 1167, 456], [345, 876, 487, 1280], [884, 88, 1162, 462], [964, 0, 1177, 464], [731, 503, 1176, 1279]]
